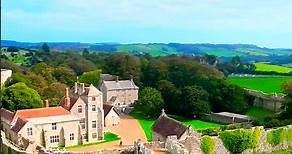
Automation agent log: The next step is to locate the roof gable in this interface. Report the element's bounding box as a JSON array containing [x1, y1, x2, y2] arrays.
[[152, 114, 188, 139], [11, 117, 27, 133], [0, 108, 14, 123], [103, 104, 119, 118]]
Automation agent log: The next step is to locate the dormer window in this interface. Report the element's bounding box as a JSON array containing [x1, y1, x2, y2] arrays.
[[92, 105, 96, 111], [78, 105, 82, 113]]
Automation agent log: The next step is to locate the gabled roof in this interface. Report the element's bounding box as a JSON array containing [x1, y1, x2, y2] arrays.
[[102, 80, 139, 90], [152, 113, 188, 139], [13, 107, 70, 120], [59, 96, 79, 111], [0, 108, 14, 123], [103, 104, 119, 118], [85, 84, 102, 96], [11, 117, 27, 133]]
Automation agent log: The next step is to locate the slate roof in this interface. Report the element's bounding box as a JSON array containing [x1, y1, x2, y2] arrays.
[[152, 113, 188, 139], [11, 118, 27, 133], [0, 108, 14, 123], [102, 80, 139, 90], [103, 104, 119, 118]]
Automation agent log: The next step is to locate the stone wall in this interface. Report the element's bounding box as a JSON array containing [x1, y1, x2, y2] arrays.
[[1, 69, 12, 85], [164, 126, 292, 154]]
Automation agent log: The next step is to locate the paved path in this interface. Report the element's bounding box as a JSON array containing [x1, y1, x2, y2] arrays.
[[68, 115, 147, 152]]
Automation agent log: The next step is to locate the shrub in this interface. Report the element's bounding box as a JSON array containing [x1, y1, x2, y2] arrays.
[[252, 127, 262, 148], [199, 128, 221, 136], [267, 127, 292, 146], [201, 136, 216, 154], [219, 128, 260, 154]]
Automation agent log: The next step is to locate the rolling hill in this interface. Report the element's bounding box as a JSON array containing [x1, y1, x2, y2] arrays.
[[1, 40, 292, 58]]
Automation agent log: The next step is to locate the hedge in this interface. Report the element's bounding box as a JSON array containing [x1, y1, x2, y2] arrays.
[[219, 127, 261, 154], [201, 136, 216, 154], [267, 127, 292, 146]]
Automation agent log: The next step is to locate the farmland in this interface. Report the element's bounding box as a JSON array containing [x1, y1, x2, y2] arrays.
[[255, 62, 292, 73], [227, 76, 292, 94]]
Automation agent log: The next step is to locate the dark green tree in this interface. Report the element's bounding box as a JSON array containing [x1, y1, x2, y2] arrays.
[[82, 48, 90, 57], [135, 87, 164, 118], [41, 43, 50, 52], [282, 81, 292, 118], [40, 129, 46, 147], [181, 86, 210, 118], [59, 127, 65, 147], [42, 82, 67, 106]]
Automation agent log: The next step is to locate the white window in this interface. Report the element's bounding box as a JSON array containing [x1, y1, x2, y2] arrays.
[[27, 127, 32, 136], [78, 105, 82, 113], [80, 118, 85, 129], [70, 133, 74, 140], [92, 97, 96, 101], [50, 135, 59, 143], [92, 121, 96, 128], [92, 133, 97, 139], [92, 105, 96, 111], [52, 123, 57, 130]]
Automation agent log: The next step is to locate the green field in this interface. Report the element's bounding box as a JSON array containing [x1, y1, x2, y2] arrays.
[[255, 62, 292, 73], [228, 76, 291, 94], [245, 107, 274, 123], [130, 111, 222, 141]]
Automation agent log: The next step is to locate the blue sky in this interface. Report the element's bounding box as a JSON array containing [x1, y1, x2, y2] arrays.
[[2, 0, 292, 48]]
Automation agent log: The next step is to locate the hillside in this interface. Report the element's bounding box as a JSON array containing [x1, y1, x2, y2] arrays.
[[255, 62, 292, 73], [2, 40, 292, 58]]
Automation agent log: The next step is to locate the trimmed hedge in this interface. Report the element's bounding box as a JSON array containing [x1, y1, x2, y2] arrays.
[[219, 127, 262, 154], [267, 127, 292, 146], [201, 136, 216, 154]]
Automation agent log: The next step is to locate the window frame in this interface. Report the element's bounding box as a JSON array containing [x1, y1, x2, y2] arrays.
[[27, 127, 33, 136], [92, 105, 96, 111], [77, 105, 82, 113], [92, 120, 97, 128], [69, 133, 74, 140], [52, 123, 57, 130]]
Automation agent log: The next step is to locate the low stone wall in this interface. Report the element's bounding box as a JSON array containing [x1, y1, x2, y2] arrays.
[[164, 126, 292, 154]]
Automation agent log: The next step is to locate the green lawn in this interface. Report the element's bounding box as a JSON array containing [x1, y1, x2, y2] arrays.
[[245, 107, 274, 123], [255, 62, 292, 73], [228, 76, 291, 94], [130, 111, 222, 141], [66, 132, 120, 149]]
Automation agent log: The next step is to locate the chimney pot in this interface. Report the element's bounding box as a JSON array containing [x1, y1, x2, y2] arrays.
[[81, 83, 85, 93], [65, 88, 69, 98], [74, 82, 78, 93], [44, 100, 49, 108]]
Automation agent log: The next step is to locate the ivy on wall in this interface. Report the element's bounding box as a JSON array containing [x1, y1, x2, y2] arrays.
[[267, 127, 292, 146], [219, 127, 262, 154], [201, 136, 216, 154]]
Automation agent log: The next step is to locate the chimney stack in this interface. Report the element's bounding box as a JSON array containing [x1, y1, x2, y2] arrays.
[[44, 99, 49, 108], [130, 75, 133, 81], [81, 83, 85, 93], [74, 82, 78, 93], [65, 88, 70, 107], [116, 76, 119, 82]]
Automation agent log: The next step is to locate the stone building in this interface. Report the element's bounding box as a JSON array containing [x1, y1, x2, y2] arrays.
[[103, 104, 120, 129], [1, 69, 12, 85], [0, 82, 108, 150], [209, 112, 251, 124], [99, 76, 139, 108], [152, 110, 193, 142]]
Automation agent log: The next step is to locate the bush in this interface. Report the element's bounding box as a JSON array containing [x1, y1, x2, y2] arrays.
[[199, 128, 221, 136], [219, 128, 260, 154], [201, 136, 216, 154], [267, 127, 292, 146]]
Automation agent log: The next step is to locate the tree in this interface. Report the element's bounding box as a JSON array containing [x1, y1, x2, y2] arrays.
[[157, 80, 181, 114], [7, 46, 19, 52], [142, 59, 167, 87], [40, 129, 46, 147], [181, 86, 210, 118], [41, 43, 50, 52], [2, 82, 43, 111], [282, 81, 292, 118], [42, 82, 67, 106], [82, 48, 90, 57], [53, 67, 76, 85], [79, 69, 102, 86], [31, 63, 55, 83], [135, 87, 164, 118]]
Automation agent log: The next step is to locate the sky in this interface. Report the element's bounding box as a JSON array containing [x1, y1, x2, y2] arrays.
[[2, 0, 292, 48]]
